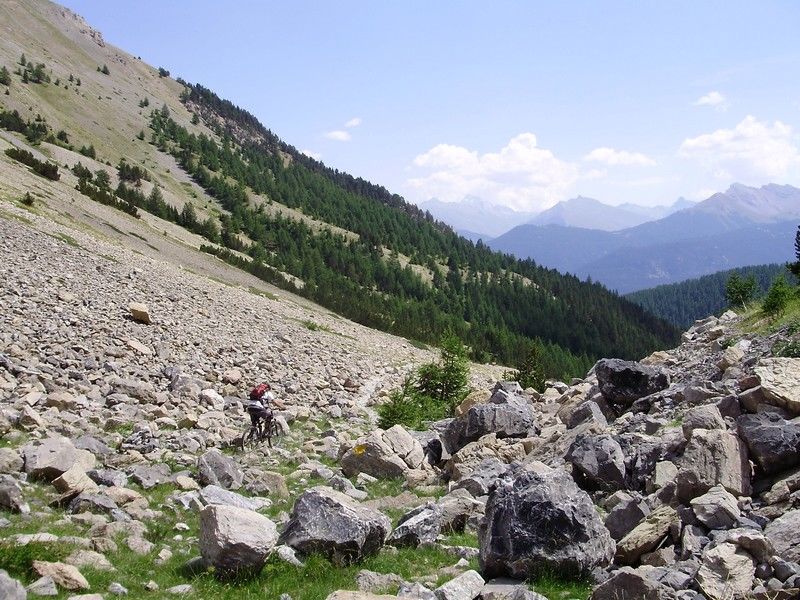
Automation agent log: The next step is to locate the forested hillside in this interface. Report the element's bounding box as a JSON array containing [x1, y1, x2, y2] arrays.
[[625, 264, 791, 327], [0, 7, 680, 383]]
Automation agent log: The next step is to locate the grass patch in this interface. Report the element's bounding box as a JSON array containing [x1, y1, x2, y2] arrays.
[[442, 531, 478, 548], [300, 319, 332, 333], [0, 206, 34, 225], [529, 571, 592, 600], [0, 541, 74, 580], [249, 286, 278, 301], [362, 477, 406, 499], [51, 232, 81, 248]]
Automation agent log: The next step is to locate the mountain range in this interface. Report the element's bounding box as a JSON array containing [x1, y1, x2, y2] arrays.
[[487, 183, 800, 293]]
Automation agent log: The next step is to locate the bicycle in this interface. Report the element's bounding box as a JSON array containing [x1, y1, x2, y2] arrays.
[[239, 413, 282, 450]]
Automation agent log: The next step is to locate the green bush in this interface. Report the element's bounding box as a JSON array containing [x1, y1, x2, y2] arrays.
[[504, 343, 546, 392], [378, 331, 469, 430], [762, 275, 793, 317]]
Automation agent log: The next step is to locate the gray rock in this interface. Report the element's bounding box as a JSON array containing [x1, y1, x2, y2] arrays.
[[676, 429, 751, 501], [199, 504, 278, 577], [67, 492, 118, 515], [442, 390, 538, 454], [682, 405, 725, 439], [737, 412, 800, 476], [690, 485, 740, 530], [0, 448, 23, 474], [87, 469, 128, 488], [0, 478, 28, 513], [451, 458, 507, 498], [590, 567, 677, 599], [128, 464, 171, 489], [754, 358, 800, 415], [436, 490, 485, 534], [616, 506, 679, 566], [1, 569, 27, 599], [567, 400, 608, 430], [434, 569, 484, 600], [479, 467, 614, 579], [605, 494, 650, 541], [565, 433, 626, 492], [197, 450, 244, 490], [387, 503, 442, 547], [198, 485, 267, 512], [278, 486, 391, 565], [356, 569, 404, 593], [764, 510, 800, 563], [22, 437, 96, 481], [594, 358, 670, 408], [695, 542, 756, 600]]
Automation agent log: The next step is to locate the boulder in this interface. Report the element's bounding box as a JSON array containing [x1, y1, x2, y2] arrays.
[[754, 358, 800, 415], [340, 428, 423, 479], [737, 412, 800, 476], [128, 464, 171, 489], [0, 448, 23, 474], [442, 390, 537, 454], [604, 494, 650, 541], [616, 506, 679, 565], [23, 437, 96, 481], [0, 477, 28, 513], [478, 467, 614, 579], [0, 569, 26, 600], [436, 490, 485, 533], [197, 450, 244, 490], [594, 359, 669, 408], [31, 561, 89, 591], [764, 510, 800, 563], [52, 465, 100, 498], [682, 405, 725, 439], [481, 578, 548, 600], [447, 435, 526, 483], [199, 485, 268, 512], [199, 504, 278, 577], [434, 569, 484, 600], [451, 458, 508, 497], [590, 567, 677, 600], [387, 502, 442, 547], [676, 429, 750, 501], [128, 302, 151, 324], [278, 486, 391, 565], [695, 542, 756, 600], [565, 433, 626, 492], [690, 485, 740, 530]]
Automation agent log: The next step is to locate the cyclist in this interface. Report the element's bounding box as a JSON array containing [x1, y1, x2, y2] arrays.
[[247, 383, 274, 434]]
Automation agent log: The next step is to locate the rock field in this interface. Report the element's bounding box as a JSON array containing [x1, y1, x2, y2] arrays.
[[2, 202, 800, 600]]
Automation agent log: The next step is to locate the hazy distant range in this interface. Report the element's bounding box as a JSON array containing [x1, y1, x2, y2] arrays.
[[422, 184, 800, 293]]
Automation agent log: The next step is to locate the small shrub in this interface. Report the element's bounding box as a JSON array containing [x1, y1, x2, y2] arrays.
[[763, 275, 792, 317], [21, 192, 34, 206]]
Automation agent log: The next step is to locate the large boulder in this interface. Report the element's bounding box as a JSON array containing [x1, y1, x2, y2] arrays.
[[690, 485, 740, 530], [478, 467, 615, 579], [387, 502, 442, 547], [754, 358, 800, 415], [22, 437, 96, 481], [447, 435, 526, 483], [594, 359, 669, 409], [197, 450, 244, 490], [442, 388, 538, 455], [279, 486, 391, 565], [341, 426, 424, 479], [737, 412, 800, 476], [199, 504, 278, 577], [695, 542, 756, 600], [616, 506, 679, 565], [434, 570, 485, 600], [676, 429, 751, 500], [565, 433, 626, 492], [764, 509, 800, 563]]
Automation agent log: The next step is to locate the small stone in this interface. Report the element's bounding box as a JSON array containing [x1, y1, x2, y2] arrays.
[[108, 582, 128, 595], [128, 302, 151, 324]]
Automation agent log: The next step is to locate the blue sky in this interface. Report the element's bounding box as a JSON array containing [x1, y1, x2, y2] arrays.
[[61, 1, 800, 212]]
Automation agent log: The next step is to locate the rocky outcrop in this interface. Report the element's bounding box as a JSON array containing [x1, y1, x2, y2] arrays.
[[479, 466, 614, 579], [279, 486, 391, 565]]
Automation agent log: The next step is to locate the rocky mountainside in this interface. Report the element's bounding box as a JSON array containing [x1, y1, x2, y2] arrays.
[[2, 195, 800, 599]]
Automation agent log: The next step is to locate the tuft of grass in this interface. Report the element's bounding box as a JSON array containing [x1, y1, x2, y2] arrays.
[[300, 319, 331, 333], [249, 286, 278, 301], [441, 531, 478, 548], [528, 570, 593, 600], [0, 541, 73, 580], [362, 477, 407, 500], [52, 232, 81, 248]]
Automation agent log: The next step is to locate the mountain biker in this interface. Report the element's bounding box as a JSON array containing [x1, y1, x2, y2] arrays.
[[247, 383, 274, 431]]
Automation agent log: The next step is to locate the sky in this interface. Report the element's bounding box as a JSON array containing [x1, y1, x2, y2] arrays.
[[61, 1, 800, 213]]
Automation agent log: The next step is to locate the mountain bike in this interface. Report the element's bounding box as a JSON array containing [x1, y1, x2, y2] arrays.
[[239, 414, 282, 450]]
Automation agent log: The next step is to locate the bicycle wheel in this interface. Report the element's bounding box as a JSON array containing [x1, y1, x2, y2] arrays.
[[266, 419, 282, 448], [240, 425, 258, 451]]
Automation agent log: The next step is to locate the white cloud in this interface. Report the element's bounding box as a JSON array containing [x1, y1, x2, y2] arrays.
[[300, 149, 322, 160], [407, 133, 578, 212], [344, 117, 362, 128], [584, 147, 656, 167], [324, 130, 351, 142], [694, 91, 728, 110], [679, 115, 800, 181]]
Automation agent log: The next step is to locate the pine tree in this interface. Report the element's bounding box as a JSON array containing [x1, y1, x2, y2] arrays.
[[0, 66, 10, 86], [763, 275, 792, 317], [725, 273, 757, 309]]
